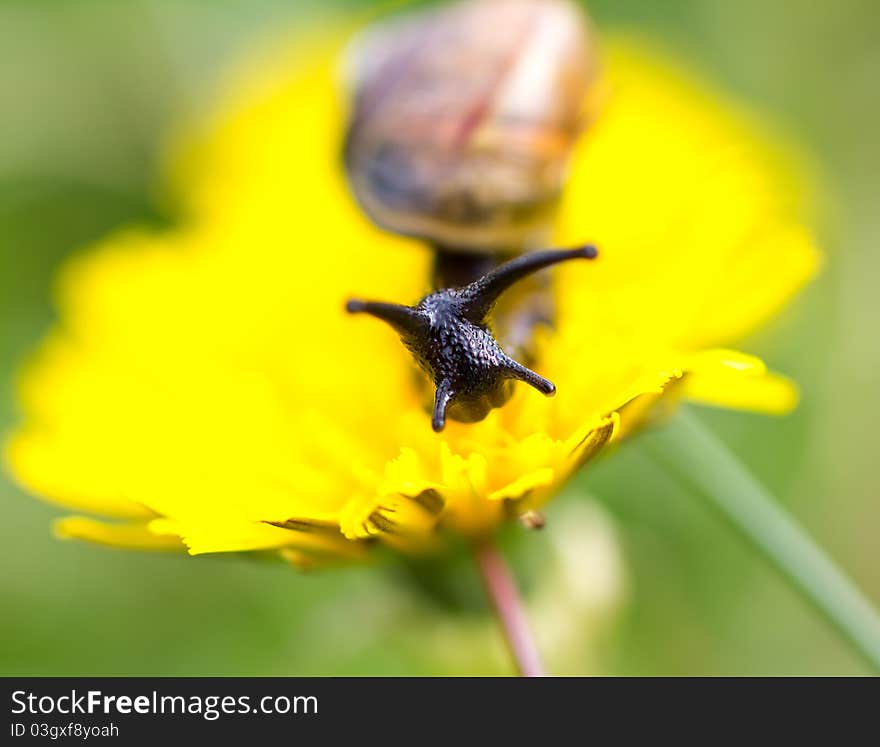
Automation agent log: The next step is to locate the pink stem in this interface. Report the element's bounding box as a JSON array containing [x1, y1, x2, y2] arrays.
[[474, 540, 546, 677]]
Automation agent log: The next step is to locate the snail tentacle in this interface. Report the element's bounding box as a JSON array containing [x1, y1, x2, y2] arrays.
[[345, 299, 427, 336], [457, 245, 598, 322], [500, 356, 557, 397], [432, 380, 454, 433]]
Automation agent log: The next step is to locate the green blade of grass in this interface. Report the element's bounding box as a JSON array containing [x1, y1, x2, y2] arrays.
[[643, 408, 880, 672]]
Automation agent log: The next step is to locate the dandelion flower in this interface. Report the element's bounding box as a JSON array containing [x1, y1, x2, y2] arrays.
[[4, 24, 818, 568]]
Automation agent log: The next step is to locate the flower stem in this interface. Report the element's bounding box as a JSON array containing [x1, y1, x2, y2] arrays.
[[644, 408, 880, 673], [474, 540, 545, 677]]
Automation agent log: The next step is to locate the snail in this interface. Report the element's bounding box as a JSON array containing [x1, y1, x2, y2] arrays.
[[344, 0, 601, 431]]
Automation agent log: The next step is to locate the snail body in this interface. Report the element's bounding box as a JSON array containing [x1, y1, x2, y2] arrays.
[[344, 0, 601, 430]]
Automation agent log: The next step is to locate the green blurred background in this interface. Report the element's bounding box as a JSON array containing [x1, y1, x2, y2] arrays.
[[1, 0, 877, 676]]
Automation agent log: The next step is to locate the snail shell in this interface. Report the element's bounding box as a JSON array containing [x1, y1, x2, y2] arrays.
[[343, 0, 600, 253]]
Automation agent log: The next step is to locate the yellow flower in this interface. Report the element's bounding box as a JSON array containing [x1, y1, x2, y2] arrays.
[[3, 30, 819, 566]]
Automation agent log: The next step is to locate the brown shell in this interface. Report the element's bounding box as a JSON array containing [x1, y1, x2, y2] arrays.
[[343, 0, 600, 253]]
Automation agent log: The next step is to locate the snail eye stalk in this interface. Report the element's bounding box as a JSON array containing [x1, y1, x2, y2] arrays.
[[347, 245, 597, 431], [344, 299, 427, 336], [457, 245, 598, 322]]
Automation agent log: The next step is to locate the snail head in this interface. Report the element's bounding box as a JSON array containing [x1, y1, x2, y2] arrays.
[[346, 245, 598, 432]]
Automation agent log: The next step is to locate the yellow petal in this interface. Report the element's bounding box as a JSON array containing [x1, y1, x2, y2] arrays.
[[54, 517, 185, 551], [557, 37, 819, 351], [149, 516, 367, 559], [681, 349, 799, 415]]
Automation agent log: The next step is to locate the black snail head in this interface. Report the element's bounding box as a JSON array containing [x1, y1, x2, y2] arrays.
[[346, 245, 598, 432]]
